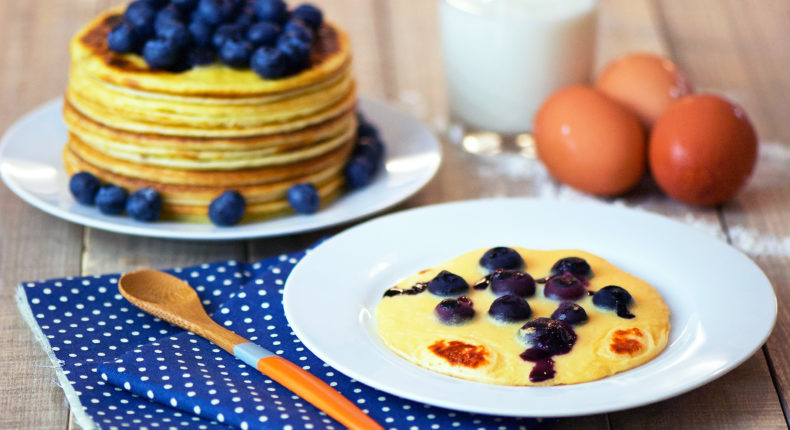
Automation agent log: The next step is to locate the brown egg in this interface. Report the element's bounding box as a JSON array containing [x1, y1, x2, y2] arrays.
[[534, 86, 646, 196], [649, 94, 758, 206], [595, 53, 692, 128]]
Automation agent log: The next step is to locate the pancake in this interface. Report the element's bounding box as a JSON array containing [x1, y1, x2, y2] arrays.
[[63, 3, 361, 223], [376, 247, 670, 386], [71, 10, 352, 97]]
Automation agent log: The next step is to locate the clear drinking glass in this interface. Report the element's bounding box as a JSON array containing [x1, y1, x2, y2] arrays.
[[438, 0, 597, 154]]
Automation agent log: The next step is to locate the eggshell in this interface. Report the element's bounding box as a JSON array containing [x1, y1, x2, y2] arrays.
[[595, 53, 692, 128], [534, 86, 646, 196], [649, 94, 758, 206]]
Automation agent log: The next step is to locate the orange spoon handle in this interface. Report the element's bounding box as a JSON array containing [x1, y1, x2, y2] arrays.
[[256, 356, 383, 430]]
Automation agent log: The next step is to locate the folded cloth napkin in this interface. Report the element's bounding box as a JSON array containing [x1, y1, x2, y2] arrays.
[[18, 247, 554, 430]]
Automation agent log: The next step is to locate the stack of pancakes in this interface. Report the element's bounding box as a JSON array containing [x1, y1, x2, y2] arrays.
[[63, 9, 357, 221]]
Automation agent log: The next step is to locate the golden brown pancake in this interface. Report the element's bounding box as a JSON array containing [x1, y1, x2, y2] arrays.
[[376, 247, 670, 386]]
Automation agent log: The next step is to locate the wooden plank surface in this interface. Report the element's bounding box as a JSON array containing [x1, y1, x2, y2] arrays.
[[0, 0, 788, 429]]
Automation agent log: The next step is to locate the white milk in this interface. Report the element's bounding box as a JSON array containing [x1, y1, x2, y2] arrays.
[[439, 0, 597, 134]]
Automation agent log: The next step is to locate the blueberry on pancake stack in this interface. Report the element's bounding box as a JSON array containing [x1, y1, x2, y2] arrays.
[[63, 0, 359, 222]]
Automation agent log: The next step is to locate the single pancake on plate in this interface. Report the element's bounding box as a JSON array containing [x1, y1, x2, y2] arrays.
[[376, 247, 670, 386]]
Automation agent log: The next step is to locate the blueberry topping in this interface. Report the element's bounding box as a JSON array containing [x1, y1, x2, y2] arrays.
[[427, 270, 470, 296], [212, 23, 245, 49], [95, 185, 128, 215], [352, 135, 384, 170], [256, 0, 288, 23], [208, 190, 246, 226], [281, 19, 313, 43], [383, 282, 427, 297], [187, 19, 214, 47], [154, 6, 185, 34], [124, 1, 156, 39], [141, 0, 169, 8], [593, 285, 635, 319], [187, 46, 216, 65], [551, 257, 592, 279], [219, 37, 253, 68], [291, 4, 323, 30], [107, 23, 140, 53], [286, 183, 320, 214], [489, 269, 536, 297], [479, 247, 524, 272], [142, 38, 186, 71], [155, 20, 191, 49], [435, 296, 475, 325], [276, 34, 311, 70], [543, 273, 587, 301], [171, 0, 198, 11], [550, 302, 588, 325], [126, 187, 163, 222], [251, 46, 290, 79], [344, 155, 375, 189], [196, 0, 238, 26], [69, 172, 101, 205], [246, 21, 281, 46], [519, 317, 577, 356], [357, 121, 379, 139], [488, 294, 531, 322]]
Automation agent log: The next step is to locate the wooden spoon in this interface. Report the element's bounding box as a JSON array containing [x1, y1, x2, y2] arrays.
[[119, 269, 382, 430]]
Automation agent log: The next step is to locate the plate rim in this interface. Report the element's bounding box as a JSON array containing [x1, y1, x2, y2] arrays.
[[0, 96, 442, 240], [283, 197, 778, 417]]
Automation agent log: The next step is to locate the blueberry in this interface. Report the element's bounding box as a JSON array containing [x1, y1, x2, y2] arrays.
[[519, 317, 576, 355], [234, 5, 257, 27], [287, 183, 320, 214], [219, 38, 253, 68], [107, 23, 139, 53], [69, 172, 101, 205], [489, 269, 535, 297], [427, 270, 469, 296], [281, 19, 313, 43], [256, 0, 288, 23], [141, 0, 169, 8], [188, 19, 214, 47], [352, 135, 384, 170], [95, 185, 128, 215], [124, 1, 156, 39], [212, 23, 245, 49], [543, 273, 587, 301], [550, 302, 588, 325], [551, 257, 592, 279], [593, 285, 635, 319], [246, 21, 281, 46], [155, 20, 191, 49], [357, 121, 379, 139], [250, 46, 289, 79], [479, 247, 524, 272], [435, 296, 475, 325], [126, 188, 163, 222], [154, 6, 185, 33], [276, 34, 311, 70], [171, 0, 198, 11], [488, 294, 531, 322], [208, 190, 246, 226], [291, 4, 323, 30], [344, 155, 375, 189], [196, 0, 238, 26], [142, 37, 184, 70], [187, 46, 216, 65]]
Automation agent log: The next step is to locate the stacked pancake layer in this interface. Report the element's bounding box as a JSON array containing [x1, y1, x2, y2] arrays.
[[64, 10, 357, 221]]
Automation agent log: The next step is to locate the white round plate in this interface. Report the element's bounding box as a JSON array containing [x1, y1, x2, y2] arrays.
[[284, 198, 777, 417], [0, 97, 441, 240]]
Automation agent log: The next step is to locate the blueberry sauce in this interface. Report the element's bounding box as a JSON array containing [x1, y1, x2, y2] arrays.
[[518, 318, 577, 382], [383, 282, 427, 297]]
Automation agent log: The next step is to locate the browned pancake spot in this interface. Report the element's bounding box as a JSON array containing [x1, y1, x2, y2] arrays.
[[429, 340, 489, 368], [609, 328, 644, 356]]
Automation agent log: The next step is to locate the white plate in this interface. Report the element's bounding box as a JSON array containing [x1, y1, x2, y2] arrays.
[[0, 97, 441, 240], [284, 198, 777, 417]]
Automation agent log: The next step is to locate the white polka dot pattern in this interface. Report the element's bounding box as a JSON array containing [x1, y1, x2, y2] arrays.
[[20, 250, 551, 429]]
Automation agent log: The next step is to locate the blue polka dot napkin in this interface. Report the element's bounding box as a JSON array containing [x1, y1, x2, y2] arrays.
[[17, 248, 555, 430]]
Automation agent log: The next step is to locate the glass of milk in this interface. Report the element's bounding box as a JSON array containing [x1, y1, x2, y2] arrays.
[[439, 0, 597, 154]]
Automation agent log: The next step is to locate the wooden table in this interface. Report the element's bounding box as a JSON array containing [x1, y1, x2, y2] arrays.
[[1, 0, 788, 428]]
